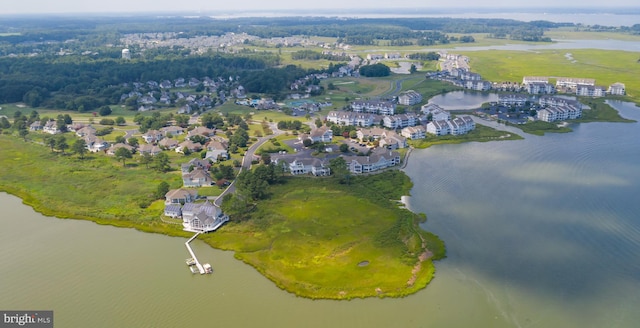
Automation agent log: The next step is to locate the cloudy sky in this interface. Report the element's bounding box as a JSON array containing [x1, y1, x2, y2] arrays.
[[0, 1, 634, 15]]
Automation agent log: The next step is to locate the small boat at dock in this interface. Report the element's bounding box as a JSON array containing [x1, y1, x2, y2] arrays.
[[203, 263, 213, 274], [186, 258, 196, 266]]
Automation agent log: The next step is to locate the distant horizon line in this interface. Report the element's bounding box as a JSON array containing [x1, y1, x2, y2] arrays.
[[2, 6, 640, 17]]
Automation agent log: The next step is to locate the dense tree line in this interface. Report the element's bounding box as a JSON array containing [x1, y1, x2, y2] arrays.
[[359, 63, 391, 77], [407, 52, 440, 61]]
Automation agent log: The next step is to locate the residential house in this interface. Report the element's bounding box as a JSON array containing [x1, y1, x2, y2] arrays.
[[344, 150, 401, 174], [299, 127, 333, 143], [187, 126, 215, 139], [382, 113, 417, 129], [608, 82, 626, 95], [29, 121, 43, 131], [326, 111, 376, 127], [426, 120, 451, 136], [280, 158, 331, 176], [181, 158, 211, 174], [526, 82, 555, 94], [447, 116, 475, 135], [498, 95, 529, 107], [138, 144, 162, 156], [398, 90, 422, 106], [522, 76, 549, 84], [351, 100, 395, 115], [556, 77, 595, 89], [176, 140, 202, 154], [576, 84, 606, 97], [204, 140, 229, 162], [401, 126, 426, 140], [165, 188, 199, 205], [182, 167, 213, 187], [366, 53, 384, 61], [181, 200, 228, 232], [163, 204, 182, 218], [83, 135, 108, 152], [379, 132, 407, 149], [357, 127, 387, 142], [75, 126, 96, 138], [421, 104, 451, 121], [43, 120, 60, 134], [160, 126, 184, 136], [158, 138, 179, 150], [142, 130, 163, 144], [107, 143, 135, 156]]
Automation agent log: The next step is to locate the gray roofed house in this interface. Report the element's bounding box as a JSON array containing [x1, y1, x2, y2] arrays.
[[181, 200, 229, 232], [164, 204, 182, 218], [158, 138, 179, 150], [182, 167, 213, 187], [165, 188, 199, 205], [343, 150, 401, 174]]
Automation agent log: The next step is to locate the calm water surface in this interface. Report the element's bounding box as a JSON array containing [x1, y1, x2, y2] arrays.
[[1, 101, 640, 327]]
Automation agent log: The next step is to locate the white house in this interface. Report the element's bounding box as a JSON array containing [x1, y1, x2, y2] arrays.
[[165, 188, 199, 205], [344, 150, 401, 174], [299, 126, 333, 143], [351, 100, 395, 115], [608, 82, 626, 96], [282, 158, 331, 176], [181, 201, 228, 232], [326, 111, 376, 127], [142, 130, 163, 144], [421, 103, 451, 121], [426, 120, 451, 136], [401, 126, 426, 140], [398, 90, 422, 106], [576, 84, 606, 97], [447, 116, 475, 135]]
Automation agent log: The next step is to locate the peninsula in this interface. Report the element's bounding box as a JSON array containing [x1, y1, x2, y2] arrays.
[[0, 14, 637, 300]]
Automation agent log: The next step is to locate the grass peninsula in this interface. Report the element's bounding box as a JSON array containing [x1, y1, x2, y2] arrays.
[[0, 134, 444, 299]]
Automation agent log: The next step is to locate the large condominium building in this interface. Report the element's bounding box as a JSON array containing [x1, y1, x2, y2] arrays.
[[608, 82, 626, 96], [398, 90, 423, 106], [351, 100, 396, 115]]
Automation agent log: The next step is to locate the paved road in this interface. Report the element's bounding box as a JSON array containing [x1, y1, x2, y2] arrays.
[[214, 122, 283, 206]]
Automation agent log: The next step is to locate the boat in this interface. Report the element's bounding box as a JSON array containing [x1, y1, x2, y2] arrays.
[[186, 258, 196, 266], [189, 266, 198, 274], [203, 263, 213, 274]]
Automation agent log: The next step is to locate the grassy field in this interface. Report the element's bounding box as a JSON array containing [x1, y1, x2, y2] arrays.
[[460, 49, 640, 103], [410, 124, 523, 149], [199, 171, 445, 299], [0, 132, 444, 299]]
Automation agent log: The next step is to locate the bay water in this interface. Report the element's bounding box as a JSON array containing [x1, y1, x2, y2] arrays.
[[1, 101, 639, 327]]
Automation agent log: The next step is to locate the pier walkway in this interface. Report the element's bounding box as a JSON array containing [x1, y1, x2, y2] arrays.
[[185, 232, 205, 274]]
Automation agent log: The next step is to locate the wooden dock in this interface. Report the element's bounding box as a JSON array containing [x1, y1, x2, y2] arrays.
[[185, 232, 205, 274]]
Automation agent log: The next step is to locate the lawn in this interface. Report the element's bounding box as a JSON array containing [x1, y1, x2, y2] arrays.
[[410, 124, 523, 149], [460, 49, 640, 103], [200, 172, 445, 299]]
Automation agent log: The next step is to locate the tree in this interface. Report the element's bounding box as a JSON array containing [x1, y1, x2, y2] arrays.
[[153, 152, 171, 172], [55, 135, 68, 153], [155, 181, 170, 199], [72, 139, 88, 159], [410, 64, 417, 74], [139, 152, 153, 169], [329, 156, 350, 184], [18, 129, 29, 141], [127, 137, 139, 148], [45, 136, 56, 152], [315, 118, 323, 128], [115, 116, 126, 125], [99, 105, 112, 116], [339, 143, 349, 153], [0, 117, 11, 129], [115, 147, 132, 166], [115, 135, 126, 144], [261, 153, 271, 165], [302, 138, 313, 147]]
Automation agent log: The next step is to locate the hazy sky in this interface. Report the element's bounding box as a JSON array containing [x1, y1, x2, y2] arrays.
[[0, 1, 635, 15]]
